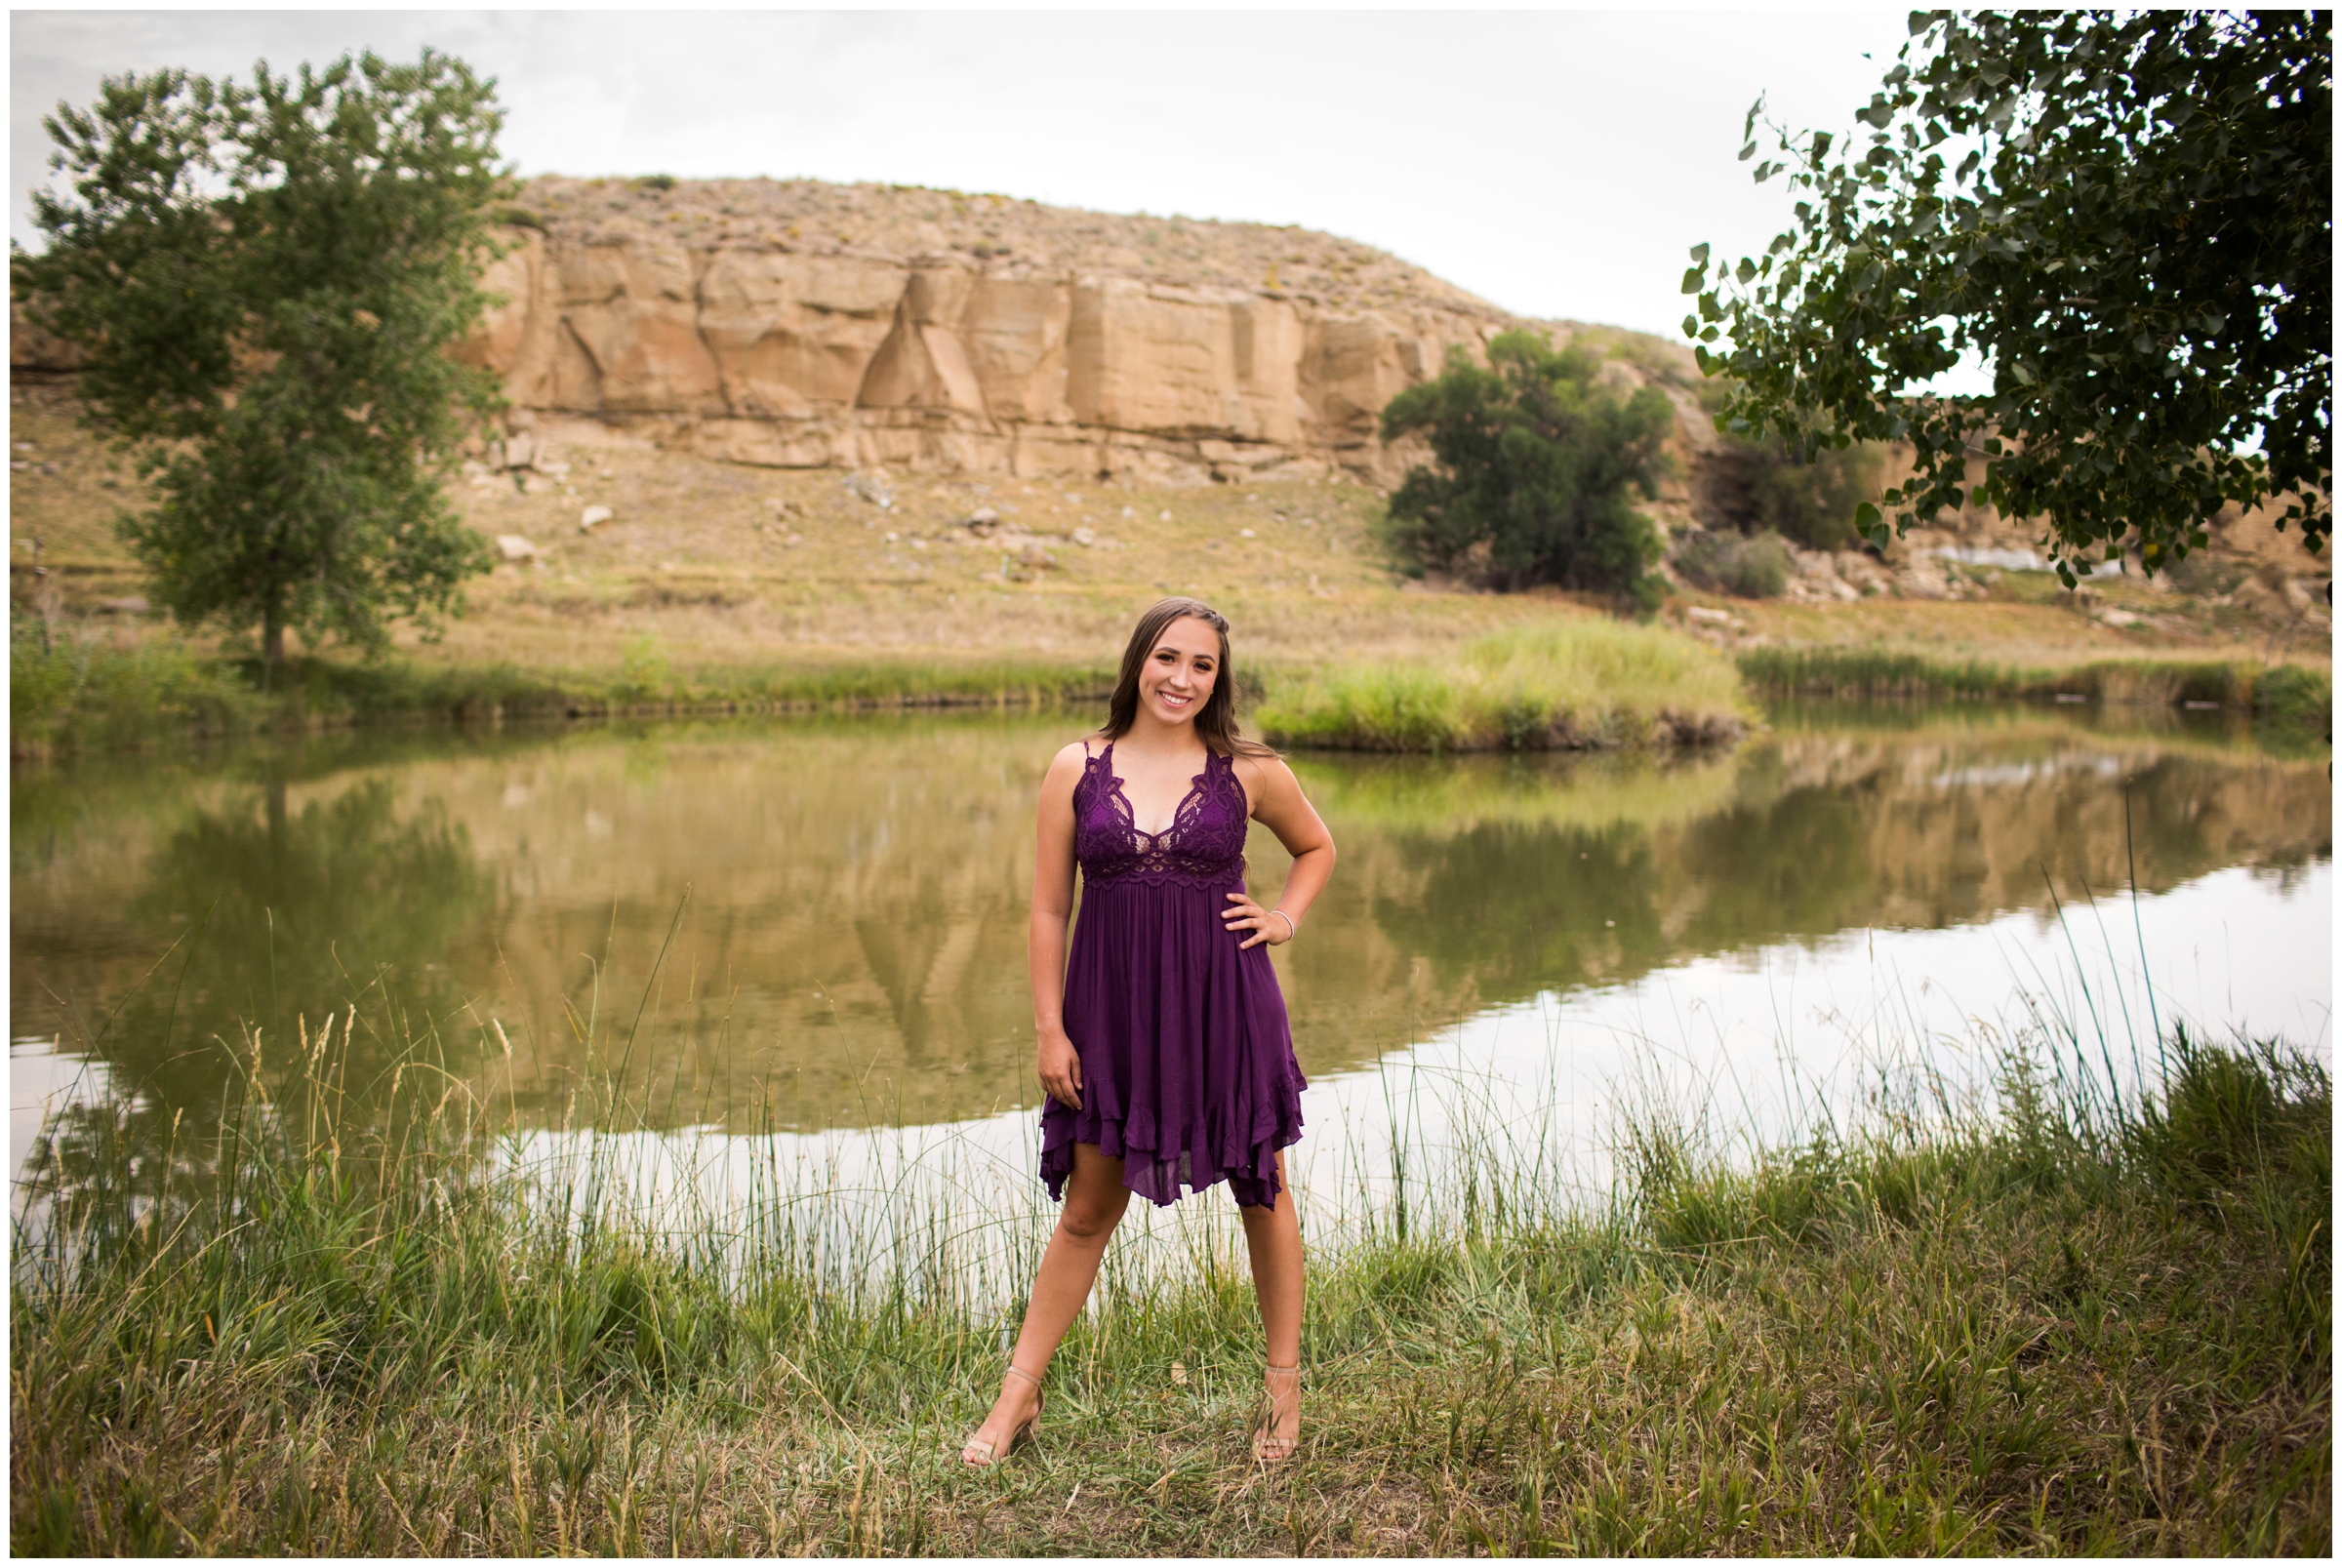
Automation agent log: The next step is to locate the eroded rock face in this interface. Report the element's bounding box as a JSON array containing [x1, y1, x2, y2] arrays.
[[446, 180, 1514, 483], [6, 302, 88, 379]]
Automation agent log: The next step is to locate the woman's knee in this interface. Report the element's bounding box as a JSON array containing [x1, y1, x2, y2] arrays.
[[1058, 1195, 1124, 1243], [1058, 1144, 1127, 1241]]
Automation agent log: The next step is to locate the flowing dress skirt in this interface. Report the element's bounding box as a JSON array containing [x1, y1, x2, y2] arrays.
[[1039, 873, 1307, 1209]]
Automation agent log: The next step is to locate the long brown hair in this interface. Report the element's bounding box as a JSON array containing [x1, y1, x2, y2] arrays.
[[1098, 597, 1276, 757]]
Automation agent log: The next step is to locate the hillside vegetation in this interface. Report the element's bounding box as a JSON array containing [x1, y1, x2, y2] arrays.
[[11, 278, 2331, 756]]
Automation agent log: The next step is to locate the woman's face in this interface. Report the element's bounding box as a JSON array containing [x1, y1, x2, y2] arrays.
[[1136, 616, 1221, 729]]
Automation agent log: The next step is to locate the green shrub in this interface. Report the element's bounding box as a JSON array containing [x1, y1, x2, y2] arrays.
[[1702, 436, 1882, 551], [1674, 530, 1793, 598], [10, 614, 260, 752], [1379, 331, 1673, 606], [2254, 663, 2331, 740]]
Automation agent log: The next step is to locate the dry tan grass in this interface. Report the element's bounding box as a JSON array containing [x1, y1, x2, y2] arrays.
[[11, 377, 2327, 693]]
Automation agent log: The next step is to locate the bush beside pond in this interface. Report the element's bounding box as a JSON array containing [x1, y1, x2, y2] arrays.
[[1253, 617, 1752, 753], [1672, 529, 1795, 599]]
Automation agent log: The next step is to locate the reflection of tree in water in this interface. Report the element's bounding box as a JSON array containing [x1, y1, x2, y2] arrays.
[[1373, 824, 1665, 1004], [1374, 749, 2328, 1015], [27, 773, 491, 1197]]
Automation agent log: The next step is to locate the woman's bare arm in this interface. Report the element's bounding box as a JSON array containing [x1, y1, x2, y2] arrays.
[[1224, 756, 1337, 949], [1030, 742, 1090, 1108]]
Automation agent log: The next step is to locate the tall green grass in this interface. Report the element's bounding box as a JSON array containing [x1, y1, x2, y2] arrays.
[[1740, 646, 2331, 743], [1255, 618, 1752, 753], [13, 955, 2327, 1551], [10, 618, 263, 753], [10, 612, 1118, 757]]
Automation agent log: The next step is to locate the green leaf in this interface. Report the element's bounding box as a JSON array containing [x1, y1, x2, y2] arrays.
[[1688, 242, 1711, 266], [1680, 266, 1706, 296], [1682, 11, 2329, 569]]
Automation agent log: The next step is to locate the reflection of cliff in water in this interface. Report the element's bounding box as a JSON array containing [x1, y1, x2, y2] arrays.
[[8, 713, 2331, 1153], [1316, 734, 2330, 1030]]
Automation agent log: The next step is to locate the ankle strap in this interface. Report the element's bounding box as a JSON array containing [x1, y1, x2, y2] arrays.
[[1005, 1363, 1042, 1387], [1265, 1363, 1300, 1375]]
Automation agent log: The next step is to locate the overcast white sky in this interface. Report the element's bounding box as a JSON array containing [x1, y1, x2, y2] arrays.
[[12, 6, 1919, 342]]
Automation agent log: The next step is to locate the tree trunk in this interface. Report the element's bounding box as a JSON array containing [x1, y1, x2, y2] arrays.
[[262, 596, 285, 691], [265, 766, 286, 1031]]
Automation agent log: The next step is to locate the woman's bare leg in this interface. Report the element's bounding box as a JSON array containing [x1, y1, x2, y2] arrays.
[[964, 1143, 1132, 1461], [1239, 1150, 1304, 1455]]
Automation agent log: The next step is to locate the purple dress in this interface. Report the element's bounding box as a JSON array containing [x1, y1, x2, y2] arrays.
[[1039, 741, 1308, 1209]]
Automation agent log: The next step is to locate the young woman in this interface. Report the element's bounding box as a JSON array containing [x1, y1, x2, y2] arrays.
[[961, 597, 1337, 1467]]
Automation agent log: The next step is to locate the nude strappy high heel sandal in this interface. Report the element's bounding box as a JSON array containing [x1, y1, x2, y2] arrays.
[[1253, 1363, 1301, 1462], [961, 1364, 1044, 1467]]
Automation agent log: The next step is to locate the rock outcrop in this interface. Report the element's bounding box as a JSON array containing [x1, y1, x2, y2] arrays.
[[12, 173, 2326, 599], [445, 177, 1528, 484]]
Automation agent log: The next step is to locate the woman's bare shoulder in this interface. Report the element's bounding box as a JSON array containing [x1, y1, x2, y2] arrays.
[[1231, 751, 1297, 808], [1043, 737, 1101, 784]]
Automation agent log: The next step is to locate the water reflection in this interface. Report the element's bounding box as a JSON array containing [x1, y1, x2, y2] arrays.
[[11, 706, 2331, 1174], [1292, 728, 2328, 1027], [16, 767, 493, 1203]]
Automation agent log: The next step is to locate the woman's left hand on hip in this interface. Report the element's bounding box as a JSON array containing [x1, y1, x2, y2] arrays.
[[1224, 892, 1291, 949]]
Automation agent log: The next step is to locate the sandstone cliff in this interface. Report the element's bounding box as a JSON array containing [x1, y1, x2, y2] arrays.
[[446, 176, 1539, 484], [13, 174, 2323, 596]]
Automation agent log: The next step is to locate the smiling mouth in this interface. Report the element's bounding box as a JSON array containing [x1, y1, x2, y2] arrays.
[[1158, 690, 1193, 708]]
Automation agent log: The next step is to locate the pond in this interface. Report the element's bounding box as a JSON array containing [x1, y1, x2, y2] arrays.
[[12, 701, 2332, 1268]]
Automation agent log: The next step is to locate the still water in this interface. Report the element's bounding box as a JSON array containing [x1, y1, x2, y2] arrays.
[[12, 704, 2333, 1226]]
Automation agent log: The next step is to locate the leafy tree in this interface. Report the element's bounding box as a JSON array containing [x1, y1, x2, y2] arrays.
[[13, 51, 508, 669], [1381, 331, 1674, 604], [1685, 11, 2330, 582], [1704, 431, 1881, 552]]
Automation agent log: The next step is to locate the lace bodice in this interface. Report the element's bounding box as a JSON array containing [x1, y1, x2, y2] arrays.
[[1073, 742, 1250, 889]]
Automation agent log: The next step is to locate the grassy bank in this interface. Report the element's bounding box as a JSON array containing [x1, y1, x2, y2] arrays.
[[1740, 644, 2329, 717], [20, 374, 2330, 758], [16, 611, 1754, 759], [1254, 619, 1752, 753], [9, 619, 1116, 757], [14, 995, 2328, 1552], [19, 613, 2335, 763]]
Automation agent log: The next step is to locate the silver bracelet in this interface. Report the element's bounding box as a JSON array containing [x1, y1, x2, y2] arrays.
[[1270, 909, 1295, 942]]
